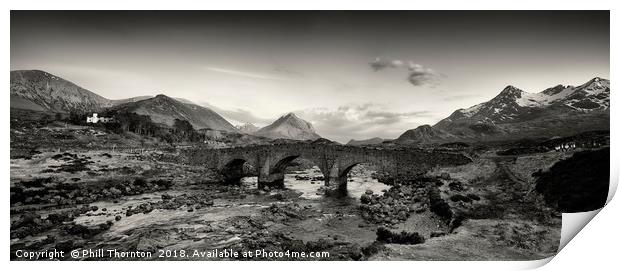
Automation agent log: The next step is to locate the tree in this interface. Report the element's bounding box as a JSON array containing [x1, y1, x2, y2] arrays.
[[55, 113, 64, 122], [68, 111, 85, 125], [173, 119, 194, 136], [39, 114, 52, 125]]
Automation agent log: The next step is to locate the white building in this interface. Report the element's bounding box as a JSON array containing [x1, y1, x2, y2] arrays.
[[86, 113, 114, 123]]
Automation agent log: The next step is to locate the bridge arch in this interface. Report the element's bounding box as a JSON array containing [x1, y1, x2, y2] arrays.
[[325, 158, 386, 195], [340, 162, 362, 179], [264, 154, 330, 189], [271, 155, 301, 173], [184, 142, 472, 196], [220, 158, 253, 184]]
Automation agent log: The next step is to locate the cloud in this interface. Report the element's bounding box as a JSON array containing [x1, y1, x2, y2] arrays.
[[369, 57, 443, 87], [295, 103, 431, 143], [201, 102, 272, 126], [364, 110, 430, 125], [406, 61, 443, 87], [203, 101, 435, 143], [369, 57, 404, 71], [204, 66, 287, 81]]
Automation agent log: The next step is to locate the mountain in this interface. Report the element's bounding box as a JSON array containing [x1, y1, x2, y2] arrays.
[[254, 113, 321, 140], [394, 125, 458, 145], [347, 137, 385, 146], [396, 77, 610, 144], [110, 96, 152, 105], [10, 70, 112, 112], [236, 123, 259, 134], [10, 70, 239, 133], [110, 96, 196, 106], [113, 94, 239, 132], [173, 97, 196, 105]]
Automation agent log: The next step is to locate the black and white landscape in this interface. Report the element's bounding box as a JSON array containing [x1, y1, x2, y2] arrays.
[[10, 11, 610, 261]]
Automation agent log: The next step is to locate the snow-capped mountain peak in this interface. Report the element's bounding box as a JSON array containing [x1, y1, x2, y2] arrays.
[[457, 78, 610, 117], [499, 85, 523, 96], [398, 77, 610, 144], [236, 123, 259, 134], [514, 77, 610, 110]]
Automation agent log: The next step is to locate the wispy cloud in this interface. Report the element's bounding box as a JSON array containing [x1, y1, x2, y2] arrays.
[[369, 57, 444, 87], [201, 102, 273, 126], [204, 66, 287, 81], [369, 57, 405, 71]]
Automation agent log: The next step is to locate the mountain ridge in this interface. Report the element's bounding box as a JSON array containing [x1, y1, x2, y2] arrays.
[[112, 94, 239, 132], [10, 70, 239, 132], [347, 137, 385, 146], [254, 113, 321, 140], [11, 70, 609, 143], [10, 70, 113, 112], [396, 77, 610, 144]]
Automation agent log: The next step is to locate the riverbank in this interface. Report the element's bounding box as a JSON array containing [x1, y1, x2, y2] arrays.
[[11, 148, 562, 260]]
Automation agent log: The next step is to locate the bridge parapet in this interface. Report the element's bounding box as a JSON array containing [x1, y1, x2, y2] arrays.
[[182, 142, 471, 194]]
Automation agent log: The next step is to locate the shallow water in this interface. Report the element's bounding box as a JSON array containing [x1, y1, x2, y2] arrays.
[[242, 166, 391, 200], [66, 165, 391, 251]]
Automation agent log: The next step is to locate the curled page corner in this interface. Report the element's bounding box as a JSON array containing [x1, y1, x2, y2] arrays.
[[557, 162, 618, 252], [558, 210, 601, 251], [525, 256, 554, 269], [557, 182, 615, 253]]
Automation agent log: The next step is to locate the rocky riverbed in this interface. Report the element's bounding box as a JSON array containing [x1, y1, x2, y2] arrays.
[[10, 148, 561, 261]]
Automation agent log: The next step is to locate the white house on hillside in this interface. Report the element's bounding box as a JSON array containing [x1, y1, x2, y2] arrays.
[[86, 113, 114, 124]]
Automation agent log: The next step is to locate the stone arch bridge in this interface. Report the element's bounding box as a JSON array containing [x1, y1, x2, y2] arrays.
[[183, 142, 471, 194]]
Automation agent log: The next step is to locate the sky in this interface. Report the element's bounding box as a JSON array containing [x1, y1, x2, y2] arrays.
[[11, 11, 609, 143]]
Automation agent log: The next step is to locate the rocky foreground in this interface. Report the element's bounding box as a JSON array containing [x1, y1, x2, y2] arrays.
[[10, 144, 563, 261]]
